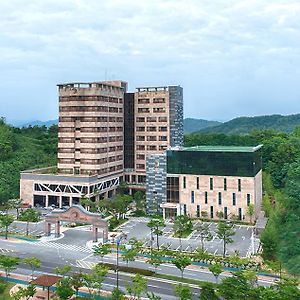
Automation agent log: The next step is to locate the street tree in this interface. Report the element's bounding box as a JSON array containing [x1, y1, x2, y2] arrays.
[[216, 222, 235, 257], [70, 272, 84, 296], [82, 273, 98, 299], [218, 271, 260, 300], [55, 277, 75, 300], [11, 284, 36, 300], [194, 222, 212, 251], [199, 282, 219, 300], [0, 214, 14, 239], [129, 237, 144, 252], [18, 208, 40, 236], [93, 263, 109, 295], [173, 215, 193, 250], [208, 263, 223, 283], [23, 257, 41, 279], [0, 255, 19, 277], [174, 284, 193, 300], [111, 287, 125, 300], [147, 217, 165, 251], [247, 204, 255, 224], [6, 199, 22, 219], [93, 243, 111, 263], [122, 249, 137, 267], [133, 191, 146, 211], [216, 211, 224, 220], [147, 251, 163, 272], [126, 273, 148, 300], [54, 265, 72, 277], [172, 255, 192, 278]]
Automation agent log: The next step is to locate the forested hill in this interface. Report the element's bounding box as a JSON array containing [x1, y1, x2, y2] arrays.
[[196, 114, 300, 134], [184, 118, 221, 133], [0, 119, 57, 203]]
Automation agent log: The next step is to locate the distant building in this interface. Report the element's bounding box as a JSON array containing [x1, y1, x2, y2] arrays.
[[146, 145, 263, 222]]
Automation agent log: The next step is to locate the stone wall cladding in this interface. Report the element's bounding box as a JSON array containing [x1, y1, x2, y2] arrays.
[[146, 154, 167, 214]]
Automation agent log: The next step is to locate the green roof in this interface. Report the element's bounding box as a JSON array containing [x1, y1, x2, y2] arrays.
[[180, 145, 263, 153]]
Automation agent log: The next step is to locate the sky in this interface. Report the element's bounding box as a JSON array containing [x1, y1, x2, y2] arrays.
[[0, 0, 300, 122]]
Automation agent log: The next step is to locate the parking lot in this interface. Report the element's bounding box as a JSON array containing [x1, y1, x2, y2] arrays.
[[118, 217, 260, 257]]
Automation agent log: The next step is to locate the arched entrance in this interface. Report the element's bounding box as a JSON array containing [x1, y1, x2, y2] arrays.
[[44, 205, 108, 242]]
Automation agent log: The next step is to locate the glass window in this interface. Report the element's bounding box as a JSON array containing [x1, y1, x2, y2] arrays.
[[197, 177, 200, 189], [210, 178, 213, 190], [233, 193, 236, 206], [191, 191, 195, 203], [224, 207, 228, 219], [238, 208, 242, 220], [224, 178, 227, 191], [238, 179, 241, 192], [247, 194, 251, 206], [197, 205, 200, 218], [210, 206, 214, 218], [218, 192, 222, 205], [205, 192, 208, 204], [183, 176, 186, 189], [167, 149, 262, 177]]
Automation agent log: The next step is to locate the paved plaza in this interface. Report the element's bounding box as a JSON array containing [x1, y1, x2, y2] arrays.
[[5, 216, 260, 258], [118, 217, 260, 257]]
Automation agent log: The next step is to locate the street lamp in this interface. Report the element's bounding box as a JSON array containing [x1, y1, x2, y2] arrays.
[[116, 232, 125, 289]]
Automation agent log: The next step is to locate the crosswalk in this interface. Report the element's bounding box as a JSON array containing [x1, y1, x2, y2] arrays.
[[0, 248, 14, 254], [35, 241, 92, 253], [74, 260, 97, 270]]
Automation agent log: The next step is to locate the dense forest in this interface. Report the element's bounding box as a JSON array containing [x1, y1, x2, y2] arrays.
[[185, 129, 300, 275], [195, 114, 300, 134], [0, 118, 57, 203]]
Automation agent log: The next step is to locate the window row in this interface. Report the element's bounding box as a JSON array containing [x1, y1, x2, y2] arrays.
[[190, 191, 251, 206], [136, 126, 168, 132], [183, 177, 243, 192], [59, 116, 123, 122], [136, 136, 168, 142], [136, 116, 168, 122], [59, 106, 122, 113], [182, 204, 245, 220], [136, 145, 168, 151], [59, 96, 123, 103], [137, 108, 166, 113], [137, 98, 166, 104]]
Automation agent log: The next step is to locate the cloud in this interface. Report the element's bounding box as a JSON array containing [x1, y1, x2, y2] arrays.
[[0, 0, 299, 120]]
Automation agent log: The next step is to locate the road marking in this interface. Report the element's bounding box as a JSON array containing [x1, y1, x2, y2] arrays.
[[36, 241, 92, 253]]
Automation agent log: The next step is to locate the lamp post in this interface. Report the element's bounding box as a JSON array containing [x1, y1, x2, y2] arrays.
[[116, 233, 124, 289]]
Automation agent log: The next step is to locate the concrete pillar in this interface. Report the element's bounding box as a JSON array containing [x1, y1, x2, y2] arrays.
[[59, 196, 63, 208], [45, 223, 51, 236], [45, 195, 49, 207], [162, 208, 166, 220], [69, 197, 73, 207], [103, 227, 108, 242], [92, 226, 98, 243], [55, 221, 60, 238], [104, 191, 109, 199]]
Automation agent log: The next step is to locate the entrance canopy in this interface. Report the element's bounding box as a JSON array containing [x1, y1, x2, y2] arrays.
[[44, 205, 108, 242]]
